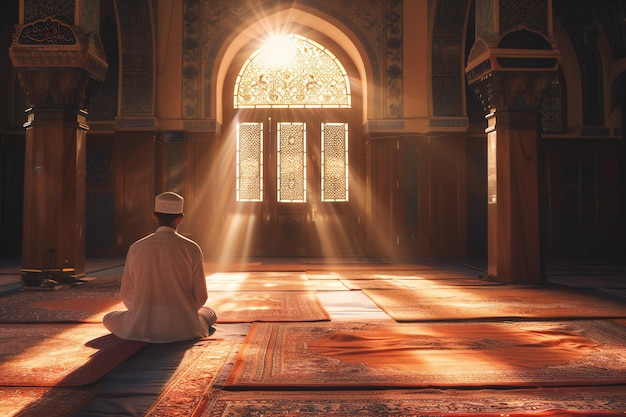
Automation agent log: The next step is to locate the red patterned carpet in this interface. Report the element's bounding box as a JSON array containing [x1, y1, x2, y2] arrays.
[[363, 287, 626, 321], [196, 390, 625, 417], [224, 320, 626, 389], [208, 291, 331, 322], [0, 276, 123, 323], [1, 259, 625, 416], [0, 284, 331, 324]]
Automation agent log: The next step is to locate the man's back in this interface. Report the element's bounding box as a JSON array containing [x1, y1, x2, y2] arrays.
[[103, 192, 217, 342], [105, 227, 210, 342]]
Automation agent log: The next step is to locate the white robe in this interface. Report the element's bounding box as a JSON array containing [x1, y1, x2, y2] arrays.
[[103, 226, 215, 342]]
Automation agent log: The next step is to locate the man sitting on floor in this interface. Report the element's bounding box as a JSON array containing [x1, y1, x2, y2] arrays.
[[103, 192, 217, 342]]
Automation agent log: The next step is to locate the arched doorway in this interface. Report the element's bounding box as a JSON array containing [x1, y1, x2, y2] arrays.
[[220, 33, 366, 258]]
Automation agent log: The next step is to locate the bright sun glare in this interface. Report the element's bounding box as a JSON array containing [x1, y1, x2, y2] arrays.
[[257, 35, 298, 67]]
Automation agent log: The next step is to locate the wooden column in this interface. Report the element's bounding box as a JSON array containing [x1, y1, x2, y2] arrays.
[[486, 110, 542, 283], [21, 106, 88, 278], [9, 13, 107, 286], [468, 70, 557, 284], [465, 1, 559, 284]]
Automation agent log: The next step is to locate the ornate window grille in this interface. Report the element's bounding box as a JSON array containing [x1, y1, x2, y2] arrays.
[[235, 34, 350, 203], [277, 122, 307, 202], [234, 34, 351, 108], [321, 123, 349, 201], [236, 122, 263, 201]]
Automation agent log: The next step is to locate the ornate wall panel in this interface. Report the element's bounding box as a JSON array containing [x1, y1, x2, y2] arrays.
[[80, 0, 99, 34], [500, 0, 547, 37], [475, 0, 494, 39], [116, 0, 154, 115], [89, 14, 119, 121], [182, 0, 201, 119], [385, 0, 403, 118], [23, 0, 75, 24], [432, 0, 469, 116]]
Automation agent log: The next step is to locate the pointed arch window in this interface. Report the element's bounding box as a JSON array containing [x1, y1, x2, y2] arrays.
[[234, 34, 351, 204], [234, 34, 351, 108]]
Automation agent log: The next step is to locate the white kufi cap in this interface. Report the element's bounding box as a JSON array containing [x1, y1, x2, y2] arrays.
[[155, 192, 184, 214]]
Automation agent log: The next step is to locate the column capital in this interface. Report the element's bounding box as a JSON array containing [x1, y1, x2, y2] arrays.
[[470, 70, 557, 113], [465, 21, 560, 113], [9, 18, 108, 108], [465, 35, 559, 113]]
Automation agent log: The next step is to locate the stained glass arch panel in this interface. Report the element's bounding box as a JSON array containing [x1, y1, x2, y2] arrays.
[[234, 34, 351, 108]]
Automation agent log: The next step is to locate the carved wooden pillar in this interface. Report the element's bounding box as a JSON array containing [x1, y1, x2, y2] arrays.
[[465, 0, 559, 284], [9, 5, 107, 286], [20, 105, 89, 282]]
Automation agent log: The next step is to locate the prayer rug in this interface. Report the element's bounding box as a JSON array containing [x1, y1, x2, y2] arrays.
[[383, 270, 479, 279], [303, 263, 435, 272], [0, 323, 147, 387], [0, 275, 123, 323], [362, 287, 626, 321], [300, 257, 390, 264], [309, 269, 473, 280], [206, 273, 348, 291], [0, 288, 122, 323], [0, 387, 96, 417], [205, 261, 304, 272], [142, 337, 242, 417], [209, 271, 308, 280], [198, 388, 626, 417], [207, 279, 348, 291], [305, 271, 350, 280], [341, 278, 502, 290], [223, 320, 626, 389], [209, 291, 331, 323], [0, 288, 331, 324]]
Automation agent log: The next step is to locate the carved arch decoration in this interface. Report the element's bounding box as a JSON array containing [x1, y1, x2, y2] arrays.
[[191, 0, 388, 126]]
